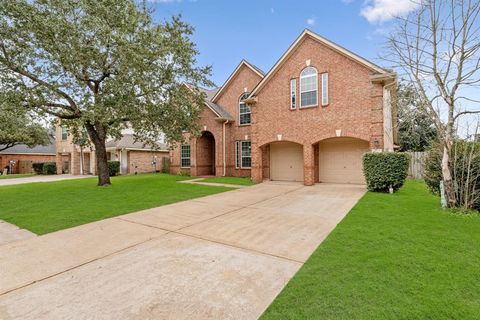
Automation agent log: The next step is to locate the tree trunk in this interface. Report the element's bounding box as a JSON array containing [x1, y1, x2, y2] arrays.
[[442, 140, 456, 208], [85, 121, 111, 186]]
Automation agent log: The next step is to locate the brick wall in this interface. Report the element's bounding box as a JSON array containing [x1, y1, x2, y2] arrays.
[[128, 150, 168, 174], [215, 64, 263, 177], [250, 35, 386, 185], [171, 63, 263, 177], [0, 154, 56, 174]]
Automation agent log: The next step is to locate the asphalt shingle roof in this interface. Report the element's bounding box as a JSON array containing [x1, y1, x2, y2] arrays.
[[105, 134, 168, 151]]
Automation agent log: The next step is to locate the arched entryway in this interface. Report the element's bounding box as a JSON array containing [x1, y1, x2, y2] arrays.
[[269, 141, 304, 182], [196, 131, 216, 176], [317, 137, 369, 184]]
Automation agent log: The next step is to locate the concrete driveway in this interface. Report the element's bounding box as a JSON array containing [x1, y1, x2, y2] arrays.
[[0, 174, 90, 187], [0, 181, 365, 320]]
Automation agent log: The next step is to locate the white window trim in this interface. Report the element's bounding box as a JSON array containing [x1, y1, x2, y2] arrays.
[[239, 92, 251, 126], [290, 78, 297, 110], [235, 140, 251, 169], [321, 72, 329, 106], [235, 141, 240, 169], [180, 144, 191, 168], [299, 67, 318, 108]]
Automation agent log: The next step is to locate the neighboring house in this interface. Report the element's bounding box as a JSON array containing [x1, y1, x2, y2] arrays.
[[0, 142, 56, 174], [105, 134, 169, 175], [55, 124, 95, 175], [54, 125, 169, 175], [171, 29, 397, 185]]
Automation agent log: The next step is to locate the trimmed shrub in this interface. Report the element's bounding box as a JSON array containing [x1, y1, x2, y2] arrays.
[[363, 152, 410, 192], [42, 162, 57, 175], [32, 162, 44, 174], [161, 157, 170, 174], [108, 161, 120, 176]]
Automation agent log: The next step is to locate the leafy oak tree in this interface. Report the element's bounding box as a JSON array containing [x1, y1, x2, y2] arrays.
[[0, 104, 50, 152], [0, 0, 211, 186]]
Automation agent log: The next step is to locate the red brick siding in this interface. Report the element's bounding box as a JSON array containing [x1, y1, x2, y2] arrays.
[[128, 150, 168, 174], [251, 35, 385, 184], [0, 154, 56, 173]]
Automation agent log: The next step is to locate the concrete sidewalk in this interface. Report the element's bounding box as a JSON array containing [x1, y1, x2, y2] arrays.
[[0, 174, 90, 187], [0, 182, 365, 319]]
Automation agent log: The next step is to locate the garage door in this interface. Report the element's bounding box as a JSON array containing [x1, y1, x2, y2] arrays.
[[270, 142, 303, 182], [319, 138, 369, 184]]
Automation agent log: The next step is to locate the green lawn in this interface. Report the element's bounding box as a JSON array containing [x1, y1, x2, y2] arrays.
[[262, 180, 480, 320], [0, 173, 35, 180], [0, 173, 232, 235], [200, 176, 254, 186]]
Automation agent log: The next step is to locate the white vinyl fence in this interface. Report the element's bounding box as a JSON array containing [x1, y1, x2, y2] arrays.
[[407, 151, 426, 179]]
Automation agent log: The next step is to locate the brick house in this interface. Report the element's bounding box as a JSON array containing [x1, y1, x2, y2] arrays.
[[55, 125, 169, 175], [0, 143, 56, 174], [170, 29, 397, 185]]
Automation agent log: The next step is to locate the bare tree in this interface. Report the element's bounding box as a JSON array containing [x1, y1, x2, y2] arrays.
[[383, 0, 480, 208]]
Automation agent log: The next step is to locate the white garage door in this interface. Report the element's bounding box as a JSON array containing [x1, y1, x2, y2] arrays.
[[319, 138, 369, 184], [270, 142, 303, 182]]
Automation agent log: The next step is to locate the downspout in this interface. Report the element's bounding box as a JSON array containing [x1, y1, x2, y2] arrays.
[[223, 120, 229, 176], [383, 80, 396, 152]]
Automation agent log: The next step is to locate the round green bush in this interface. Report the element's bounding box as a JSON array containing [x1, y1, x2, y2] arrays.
[[107, 161, 120, 176], [42, 162, 57, 175], [362, 152, 410, 192]]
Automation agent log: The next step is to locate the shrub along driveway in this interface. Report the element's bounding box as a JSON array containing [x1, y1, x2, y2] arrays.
[[0, 181, 365, 320]]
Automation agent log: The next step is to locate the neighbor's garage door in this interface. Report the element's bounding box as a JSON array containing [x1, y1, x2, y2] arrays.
[[319, 138, 369, 184], [270, 142, 303, 182]]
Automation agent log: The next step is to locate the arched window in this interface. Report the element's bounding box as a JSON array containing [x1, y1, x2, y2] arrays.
[[300, 67, 318, 107], [239, 92, 251, 125]]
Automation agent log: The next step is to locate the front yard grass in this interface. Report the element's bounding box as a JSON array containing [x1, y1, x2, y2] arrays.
[[0, 173, 35, 180], [261, 180, 480, 320], [200, 176, 254, 186], [0, 173, 232, 235]]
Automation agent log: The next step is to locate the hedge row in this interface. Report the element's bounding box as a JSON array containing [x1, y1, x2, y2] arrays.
[[32, 162, 57, 175]]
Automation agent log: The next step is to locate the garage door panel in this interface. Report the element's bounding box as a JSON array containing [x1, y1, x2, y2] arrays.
[[270, 142, 303, 182], [319, 139, 369, 184]]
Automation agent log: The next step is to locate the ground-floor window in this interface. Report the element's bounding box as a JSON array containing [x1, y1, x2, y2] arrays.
[[235, 140, 251, 169], [181, 144, 191, 168]]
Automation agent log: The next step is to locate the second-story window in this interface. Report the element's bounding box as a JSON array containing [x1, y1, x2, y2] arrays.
[[61, 126, 68, 140], [239, 92, 251, 125], [290, 79, 297, 109], [300, 66, 318, 107]]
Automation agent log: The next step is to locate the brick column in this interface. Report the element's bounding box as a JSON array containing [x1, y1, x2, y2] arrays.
[[251, 144, 263, 183], [55, 153, 63, 175], [303, 143, 315, 186], [71, 149, 80, 175]]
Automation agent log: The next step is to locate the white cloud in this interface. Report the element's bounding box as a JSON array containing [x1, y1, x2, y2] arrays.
[[360, 0, 419, 23], [306, 18, 316, 26], [270, 7, 275, 14], [341, 0, 354, 4]]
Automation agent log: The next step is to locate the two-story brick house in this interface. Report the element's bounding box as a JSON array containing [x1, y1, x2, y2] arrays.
[[170, 29, 396, 185]]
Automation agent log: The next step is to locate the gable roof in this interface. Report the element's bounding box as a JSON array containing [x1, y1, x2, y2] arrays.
[[0, 142, 56, 155], [105, 134, 168, 151], [198, 87, 235, 121], [250, 29, 388, 97], [211, 59, 265, 103]]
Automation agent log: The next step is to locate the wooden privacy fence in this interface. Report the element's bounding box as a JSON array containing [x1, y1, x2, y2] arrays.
[[406, 152, 426, 179]]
